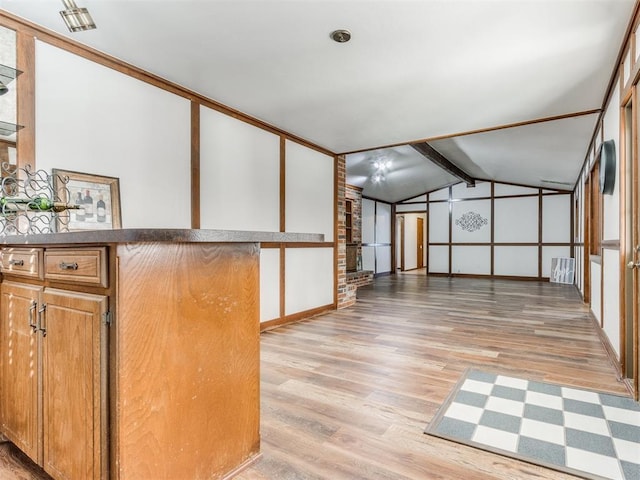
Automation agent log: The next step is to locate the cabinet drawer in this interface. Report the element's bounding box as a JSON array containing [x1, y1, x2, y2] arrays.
[[44, 248, 107, 287], [0, 248, 44, 279]]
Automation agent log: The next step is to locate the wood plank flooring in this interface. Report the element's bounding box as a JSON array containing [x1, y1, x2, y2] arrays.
[[0, 274, 630, 479], [237, 274, 629, 480]]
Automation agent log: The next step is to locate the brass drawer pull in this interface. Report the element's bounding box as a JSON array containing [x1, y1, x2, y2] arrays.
[[9, 259, 24, 266], [59, 262, 78, 270]]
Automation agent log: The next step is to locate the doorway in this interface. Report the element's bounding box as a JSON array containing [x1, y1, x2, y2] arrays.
[[395, 213, 426, 273], [397, 216, 405, 271], [624, 94, 639, 399]]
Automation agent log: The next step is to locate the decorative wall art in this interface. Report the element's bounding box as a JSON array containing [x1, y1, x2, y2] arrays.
[[455, 211, 488, 232], [52, 169, 121, 231], [550, 257, 575, 284]]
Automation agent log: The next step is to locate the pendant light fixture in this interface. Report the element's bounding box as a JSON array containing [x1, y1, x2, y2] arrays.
[[60, 0, 96, 32]]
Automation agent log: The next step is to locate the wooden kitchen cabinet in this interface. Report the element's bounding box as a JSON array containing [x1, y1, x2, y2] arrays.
[[0, 281, 42, 463], [0, 248, 107, 480], [41, 288, 107, 480], [0, 229, 323, 480]]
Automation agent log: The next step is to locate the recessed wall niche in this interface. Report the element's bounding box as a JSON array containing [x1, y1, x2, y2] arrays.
[[0, 26, 17, 138], [0, 25, 17, 165]]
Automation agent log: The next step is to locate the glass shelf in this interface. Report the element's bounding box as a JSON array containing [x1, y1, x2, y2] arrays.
[[0, 121, 23, 136], [0, 64, 21, 85], [0, 64, 22, 137]]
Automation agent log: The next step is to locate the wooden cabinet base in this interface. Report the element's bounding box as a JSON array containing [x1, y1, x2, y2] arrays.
[[0, 235, 266, 480], [113, 242, 260, 480]]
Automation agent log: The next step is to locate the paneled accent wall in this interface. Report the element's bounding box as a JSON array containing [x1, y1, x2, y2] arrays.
[[422, 181, 572, 279], [200, 106, 280, 232], [361, 198, 392, 275], [285, 140, 334, 240], [34, 41, 192, 228], [1, 12, 337, 331], [574, 57, 624, 365]]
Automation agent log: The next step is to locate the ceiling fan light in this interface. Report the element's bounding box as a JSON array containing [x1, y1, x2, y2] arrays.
[[372, 173, 385, 184], [60, 0, 96, 32], [373, 158, 392, 172]]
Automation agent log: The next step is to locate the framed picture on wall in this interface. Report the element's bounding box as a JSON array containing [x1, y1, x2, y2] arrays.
[[52, 169, 122, 232]]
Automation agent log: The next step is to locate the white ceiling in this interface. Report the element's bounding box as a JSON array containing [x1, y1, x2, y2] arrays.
[[0, 0, 635, 202]]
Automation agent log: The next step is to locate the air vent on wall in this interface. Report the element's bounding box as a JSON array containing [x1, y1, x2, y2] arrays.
[[540, 179, 573, 186]]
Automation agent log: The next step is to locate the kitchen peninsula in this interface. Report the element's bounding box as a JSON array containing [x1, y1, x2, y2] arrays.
[[0, 229, 323, 480]]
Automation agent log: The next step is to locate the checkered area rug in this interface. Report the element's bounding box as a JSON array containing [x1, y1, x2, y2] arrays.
[[425, 369, 640, 480]]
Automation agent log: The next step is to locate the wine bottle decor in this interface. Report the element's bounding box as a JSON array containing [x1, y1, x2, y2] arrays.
[[0, 162, 77, 235]]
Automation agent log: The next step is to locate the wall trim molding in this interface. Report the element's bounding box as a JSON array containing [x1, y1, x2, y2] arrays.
[[0, 10, 334, 159], [339, 109, 601, 157], [260, 304, 334, 332]]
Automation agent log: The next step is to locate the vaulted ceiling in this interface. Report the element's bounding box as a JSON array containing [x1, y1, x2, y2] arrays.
[[0, 0, 636, 202]]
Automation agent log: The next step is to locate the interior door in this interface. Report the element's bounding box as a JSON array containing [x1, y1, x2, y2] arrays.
[[417, 217, 424, 269], [629, 93, 640, 399], [397, 216, 405, 271]]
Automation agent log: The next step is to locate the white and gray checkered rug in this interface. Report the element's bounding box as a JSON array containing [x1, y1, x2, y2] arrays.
[[425, 369, 640, 480]]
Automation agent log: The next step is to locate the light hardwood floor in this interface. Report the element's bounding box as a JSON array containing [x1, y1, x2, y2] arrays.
[[0, 274, 630, 479], [238, 274, 629, 480]]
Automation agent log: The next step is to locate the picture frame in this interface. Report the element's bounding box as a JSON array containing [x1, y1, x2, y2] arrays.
[[52, 169, 121, 232], [550, 257, 575, 284]]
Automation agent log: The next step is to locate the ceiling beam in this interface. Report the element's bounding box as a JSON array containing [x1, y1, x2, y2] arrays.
[[411, 142, 475, 187]]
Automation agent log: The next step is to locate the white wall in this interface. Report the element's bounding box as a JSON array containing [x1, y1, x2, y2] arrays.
[[602, 82, 621, 242], [361, 198, 392, 274], [602, 249, 620, 358], [452, 200, 491, 244], [542, 196, 570, 243], [426, 181, 572, 278], [260, 249, 280, 322], [200, 106, 280, 232], [285, 140, 334, 239], [428, 202, 449, 244], [592, 82, 621, 357], [28, 39, 334, 326], [283, 141, 334, 317], [396, 203, 426, 213], [452, 246, 490, 275], [285, 248, 333, 315], [494, 196, 538, 243], [591, 261, 602, 325], [362, 199, 375, 244], [34, 41, 191, 228]]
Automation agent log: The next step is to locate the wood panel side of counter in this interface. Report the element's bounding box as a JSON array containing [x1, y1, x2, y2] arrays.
[[113, 242, 261, 480]]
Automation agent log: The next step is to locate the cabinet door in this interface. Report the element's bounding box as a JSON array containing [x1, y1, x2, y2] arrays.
[[41, 288, 107, 480], [0, 281, 43, 463]]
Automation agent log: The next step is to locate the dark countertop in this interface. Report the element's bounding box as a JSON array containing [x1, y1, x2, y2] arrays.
[[0, 229, 325, 245]]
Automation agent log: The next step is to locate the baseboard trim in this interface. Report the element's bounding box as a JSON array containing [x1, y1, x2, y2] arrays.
[[588, 314, 630, 394], [260, 304, 334, 332], [221, 452, 263, 480], [427, 272, 550, 282]]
